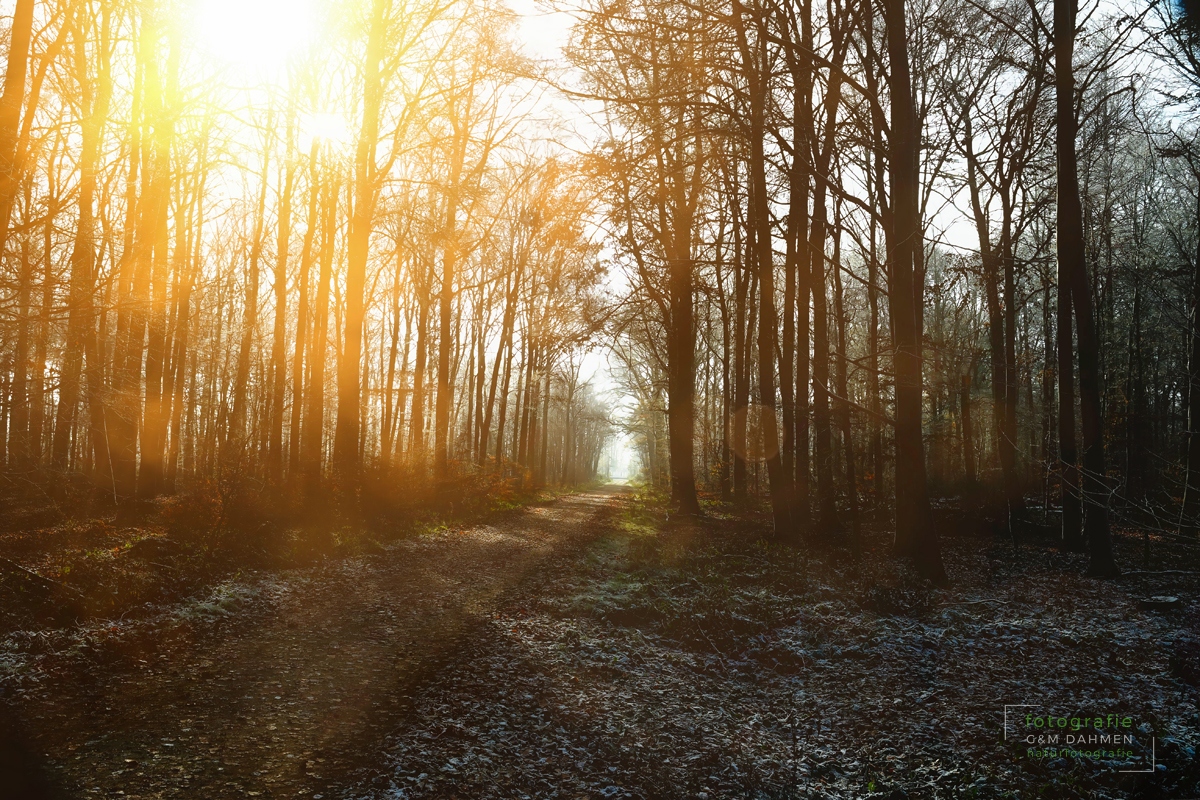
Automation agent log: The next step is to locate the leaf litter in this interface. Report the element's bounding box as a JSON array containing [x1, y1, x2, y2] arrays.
[[3, 486, 1200, 799]]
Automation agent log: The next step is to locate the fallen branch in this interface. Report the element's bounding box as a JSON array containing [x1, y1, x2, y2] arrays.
[[0, 556, 83, 598], [1122, 570, 1200, 576], [939, 599, 1012, 607]]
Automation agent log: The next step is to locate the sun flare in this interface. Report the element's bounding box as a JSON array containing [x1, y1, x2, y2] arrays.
[[190, 0, 319, 76]]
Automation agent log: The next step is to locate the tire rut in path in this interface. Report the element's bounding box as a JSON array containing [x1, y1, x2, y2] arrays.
[[14, 485, 627, 799]]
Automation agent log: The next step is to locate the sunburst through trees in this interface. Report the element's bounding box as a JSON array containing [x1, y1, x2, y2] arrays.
[[1, 0, 1199, 578], [0, 0, 613, 517]]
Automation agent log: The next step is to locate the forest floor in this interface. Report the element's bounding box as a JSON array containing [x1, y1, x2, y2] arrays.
[[3, 482, 1200, 798]]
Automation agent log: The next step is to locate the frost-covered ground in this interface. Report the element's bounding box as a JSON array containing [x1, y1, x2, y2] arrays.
[[4, 485, 1198, 799], [349, 494, 1200, 799]]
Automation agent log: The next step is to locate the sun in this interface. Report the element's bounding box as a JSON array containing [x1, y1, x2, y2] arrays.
[[189, 0, 319, 77]]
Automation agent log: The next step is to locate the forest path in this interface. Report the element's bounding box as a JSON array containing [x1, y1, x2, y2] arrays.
[[8, 484, 629, 799]]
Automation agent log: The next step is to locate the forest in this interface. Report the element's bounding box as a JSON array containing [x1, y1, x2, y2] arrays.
[[1, 0, 1200, 796]]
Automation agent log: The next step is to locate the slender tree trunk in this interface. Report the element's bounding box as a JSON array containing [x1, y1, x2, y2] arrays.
[[289, 143, 320, 475], [29, 179, 57, 465], [382, 251, 402, 465], [832, 214, 859, 546], [865, 20, 886, 504], [963, 115, 1017, 514], [302, 164, 336, 491], [54, 4, 114, 472], [482, 268, 520, 465], [9, 189, 33, 469], [167, 164, 204, 491], [1000, 205, 1021, 513], [961, 374, 976, 482], [1041, 270, 1055, 510], [269, 114, 296, 484], [793, 0, 817, 534], [807, 36, 846, 537], [732, 177, 750, 501], [229, 128, 270, 465], [410, 258, 431, 460], [1058, 266, 1083, 548], [733, 0, 790, 534], [783, 76, 809, 536]]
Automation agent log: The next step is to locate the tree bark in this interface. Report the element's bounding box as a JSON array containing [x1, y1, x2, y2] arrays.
[[1182, 185, 1200, 534], [882, 0, 945, 582], [269, 114, 296, 484], [1055, 0, 1116, 575], [733, 0, 791, 535], [0, 0, 35, 259], [333, 0, 386, 482]]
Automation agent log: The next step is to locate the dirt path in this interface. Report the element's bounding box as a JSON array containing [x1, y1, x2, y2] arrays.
[[3, 485, 627, 799]]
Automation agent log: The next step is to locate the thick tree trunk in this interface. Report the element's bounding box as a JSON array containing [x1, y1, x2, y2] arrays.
[[109, 15, 157, 504], [137, 36, 178, 498], [1055, 0, 1116, 576], [333, 0, 386, 482], [882, 0, 945, 582], [1182, 186, 1200, 534], [0, 0, 35, 258]]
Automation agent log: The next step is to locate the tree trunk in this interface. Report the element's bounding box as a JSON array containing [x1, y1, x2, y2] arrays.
[[1055, 0, 1116, 576], [1182, 185, 1200, 534], [54, 3, 114, 472], [961, 374, 976, 483], [733, 0, 790, 534], [269, 115, 296, 484], [137, 32, 178, 498], [0, 0, 35, 258], [882, 0, 945, 582], [229, 126, 269, 462], [333, 0, 386, 482], [832, 216, 859, 546], [289, 143, 320, 475], [301, 164, 337, 491]]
